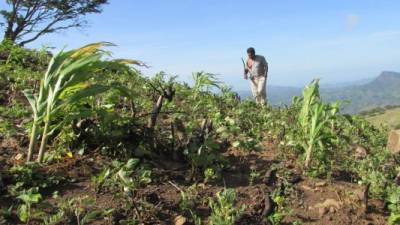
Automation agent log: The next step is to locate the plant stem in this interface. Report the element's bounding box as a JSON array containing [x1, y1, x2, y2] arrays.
[[26, 122, 38, 162], [37, 120, 49, 163], [305, 144, 313, 169], [147, 95, 164, 129]]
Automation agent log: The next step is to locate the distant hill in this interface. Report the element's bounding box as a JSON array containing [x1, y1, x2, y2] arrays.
[[362, 105, 400, 129], [319, 77, 374, 88], [237, 71, 400, 114], [322, 71, 400, 113]]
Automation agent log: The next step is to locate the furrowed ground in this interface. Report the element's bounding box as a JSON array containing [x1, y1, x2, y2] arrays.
[[0, 42, 399, 225]]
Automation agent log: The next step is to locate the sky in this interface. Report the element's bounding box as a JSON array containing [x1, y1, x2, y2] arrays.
[[2, 0, 400, 90]]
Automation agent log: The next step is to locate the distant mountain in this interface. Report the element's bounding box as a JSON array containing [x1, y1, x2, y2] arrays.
[[323, 71, 400, 113], [320, 77, 374, 89], [237, 71, 400, 114]]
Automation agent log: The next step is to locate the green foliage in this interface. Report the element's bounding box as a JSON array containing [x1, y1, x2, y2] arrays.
[[24, 42, 139, 162], [204, 168, 218, 184], [48, 196, 105, 225], [208, 189, 244, 225], [322, 72, 400, 114], [268, 189, 286, 225], [179, 184, 202, 225], [3, 38, 400, 224], [292, 80, 340, 173], [91, 167, 111, 193], [249, 166, 261, 186], [356, 149, 395, 198], [16, 187, 42, 223], [0, 103, 30, 138], [42, 209, 65, 225], [116, 159, 152, 194], [8, 163, 65, 196], [40, 194, 115, 225], [388, 186, 400, 225], [0, 206, 13, 223], [90, 158, 151, 195], [0, 39, 49, 92]]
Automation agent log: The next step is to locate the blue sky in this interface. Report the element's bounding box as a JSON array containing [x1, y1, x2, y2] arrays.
[[2, 0, 400, 89]]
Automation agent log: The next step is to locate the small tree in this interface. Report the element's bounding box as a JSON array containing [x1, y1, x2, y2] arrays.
[[0, 0, 108, 46]]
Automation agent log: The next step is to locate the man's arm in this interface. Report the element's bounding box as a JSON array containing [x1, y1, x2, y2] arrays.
[[243, 58, 249, 79], [263, 57, 268, 77]]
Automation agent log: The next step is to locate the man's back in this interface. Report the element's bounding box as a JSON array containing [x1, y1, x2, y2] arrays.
[[247, 55, 268, 77]]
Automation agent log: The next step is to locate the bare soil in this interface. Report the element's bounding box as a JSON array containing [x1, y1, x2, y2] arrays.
[[0, 136, 389, 225]]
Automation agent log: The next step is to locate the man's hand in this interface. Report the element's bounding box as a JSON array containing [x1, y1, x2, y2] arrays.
[[244, 68, 249, 79], [249, 75, 254, 81]]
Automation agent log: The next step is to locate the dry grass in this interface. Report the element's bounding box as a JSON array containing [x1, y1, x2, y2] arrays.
[[365, 107, 400, 129]]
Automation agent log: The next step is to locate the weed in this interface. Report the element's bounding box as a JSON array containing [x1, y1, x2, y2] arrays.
[[249, 166, 261, 186], [179, 183, 202, 225], [16, 187, 42, 223], [204, 168, 218, 184], [208, 188, 244, 225]]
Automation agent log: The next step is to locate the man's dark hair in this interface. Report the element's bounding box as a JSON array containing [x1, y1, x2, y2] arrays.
[[247, 47, 255, 54]]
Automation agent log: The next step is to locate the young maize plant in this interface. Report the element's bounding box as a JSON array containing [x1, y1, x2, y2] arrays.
[[24, 42, 143, 163], [296, 79, 339, 169]]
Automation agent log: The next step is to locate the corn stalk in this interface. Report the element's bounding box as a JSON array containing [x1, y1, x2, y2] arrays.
[[24, 42, 143, 163], [296, 79, 339, 169]]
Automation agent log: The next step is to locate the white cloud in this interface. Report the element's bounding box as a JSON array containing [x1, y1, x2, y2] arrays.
[[346, 14, 359, 31]]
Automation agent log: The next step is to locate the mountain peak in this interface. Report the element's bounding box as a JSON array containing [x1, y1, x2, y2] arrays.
[[376, 71, 400, 80], [371, 71, 400, 85]]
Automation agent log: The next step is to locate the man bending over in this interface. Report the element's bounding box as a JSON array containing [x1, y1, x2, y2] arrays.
[[244, 47, 268, 105]]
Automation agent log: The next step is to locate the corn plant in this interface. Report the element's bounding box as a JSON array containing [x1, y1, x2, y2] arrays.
[[91, 168, 111, 193], [57, 196, 103, 225], [24, 42, 141, 162], [294, 80, 340, 169]]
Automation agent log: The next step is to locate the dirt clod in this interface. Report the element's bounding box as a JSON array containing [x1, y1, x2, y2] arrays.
[[174, 215, 188, 225]]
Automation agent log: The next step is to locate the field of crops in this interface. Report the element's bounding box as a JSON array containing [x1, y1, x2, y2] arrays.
[[1, 41, 399, 225]]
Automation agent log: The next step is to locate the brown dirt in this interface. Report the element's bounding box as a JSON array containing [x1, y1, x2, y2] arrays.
[[0, 137, 389, 225]]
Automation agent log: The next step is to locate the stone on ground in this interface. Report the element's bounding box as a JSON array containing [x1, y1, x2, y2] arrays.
[[388, 130, 400, 154]]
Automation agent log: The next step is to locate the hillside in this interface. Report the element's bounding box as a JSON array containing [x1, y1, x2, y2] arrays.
[[363, 106, 400, 129], [238, 71, 400, 114], [1, 42, 397, 225], [323, 71, 400, 114]]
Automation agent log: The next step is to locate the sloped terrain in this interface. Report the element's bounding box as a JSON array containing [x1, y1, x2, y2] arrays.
[[1, 42, 398, 225], [239, 71, 400, 114]]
